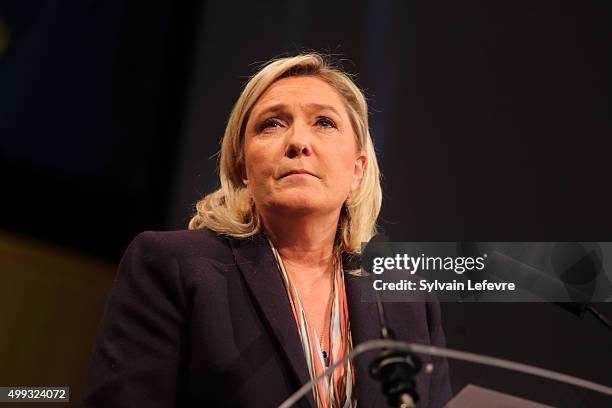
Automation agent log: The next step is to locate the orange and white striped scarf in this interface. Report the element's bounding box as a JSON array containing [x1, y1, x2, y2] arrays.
[[269, 241, 357, 408]]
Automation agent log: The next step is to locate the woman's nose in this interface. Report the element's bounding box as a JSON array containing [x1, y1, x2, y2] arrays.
[[286, 141, 310, 158], [285, 123, 312, 158]]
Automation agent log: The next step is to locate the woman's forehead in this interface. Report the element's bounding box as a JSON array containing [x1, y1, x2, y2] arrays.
[[252, 76, 348, 116]]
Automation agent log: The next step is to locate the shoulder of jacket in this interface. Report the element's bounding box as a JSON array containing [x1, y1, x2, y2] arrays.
[[127, 228, 234, 264]]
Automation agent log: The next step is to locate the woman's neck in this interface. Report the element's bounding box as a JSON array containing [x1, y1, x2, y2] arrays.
[[261, 209, 339, 275]]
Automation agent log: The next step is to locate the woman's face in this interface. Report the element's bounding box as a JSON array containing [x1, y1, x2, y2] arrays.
[[242, 76, 366, 217]]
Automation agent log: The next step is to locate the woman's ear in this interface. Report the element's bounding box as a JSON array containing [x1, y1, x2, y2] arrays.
[[351, 151, 367, 191]]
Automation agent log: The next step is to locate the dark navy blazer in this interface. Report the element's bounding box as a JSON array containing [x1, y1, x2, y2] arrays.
[[81, 228, 452, 407]]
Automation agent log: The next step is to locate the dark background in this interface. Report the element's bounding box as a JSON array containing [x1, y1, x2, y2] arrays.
[[1, 1, 611, 406]]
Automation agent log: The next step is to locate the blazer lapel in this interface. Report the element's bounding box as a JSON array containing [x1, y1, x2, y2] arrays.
[[229, 234, 316, 408], [345, 272, 433, 408], [229, 235, 413, 408], [344, 273, 384, 408]]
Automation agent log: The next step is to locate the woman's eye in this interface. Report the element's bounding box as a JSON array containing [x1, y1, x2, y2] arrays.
[[258, 118, 282, 131], [316, 117, 336, 128]]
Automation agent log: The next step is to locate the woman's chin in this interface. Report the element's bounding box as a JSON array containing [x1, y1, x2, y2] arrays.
[[264, 197, 331, 215]]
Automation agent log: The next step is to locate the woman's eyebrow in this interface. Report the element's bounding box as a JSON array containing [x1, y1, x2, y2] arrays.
[[254, 102, 342, 119], [254, 103, 288, 119], [303, 103, 342, 117]]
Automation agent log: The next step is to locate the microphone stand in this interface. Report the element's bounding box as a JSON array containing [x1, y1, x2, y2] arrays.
[[369, 279, 423, 408]]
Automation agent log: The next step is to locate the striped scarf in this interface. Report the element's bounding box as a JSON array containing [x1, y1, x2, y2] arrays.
[[269, 241, 357, 408]]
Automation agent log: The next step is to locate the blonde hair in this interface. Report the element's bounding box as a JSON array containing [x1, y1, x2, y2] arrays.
[[188, 53, 382, 253]]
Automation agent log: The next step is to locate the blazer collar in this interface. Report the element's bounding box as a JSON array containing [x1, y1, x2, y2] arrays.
[[228, 233, 387, 408], [228, 233, 315, 407], [344, 273, 384, 408]]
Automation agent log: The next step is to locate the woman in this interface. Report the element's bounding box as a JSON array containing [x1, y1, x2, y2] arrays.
[[81, 53, 452, 407]]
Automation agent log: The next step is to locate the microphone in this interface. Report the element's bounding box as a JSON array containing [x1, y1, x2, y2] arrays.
[[367, 234, 422, 408], [459, 241, 612, 331]]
